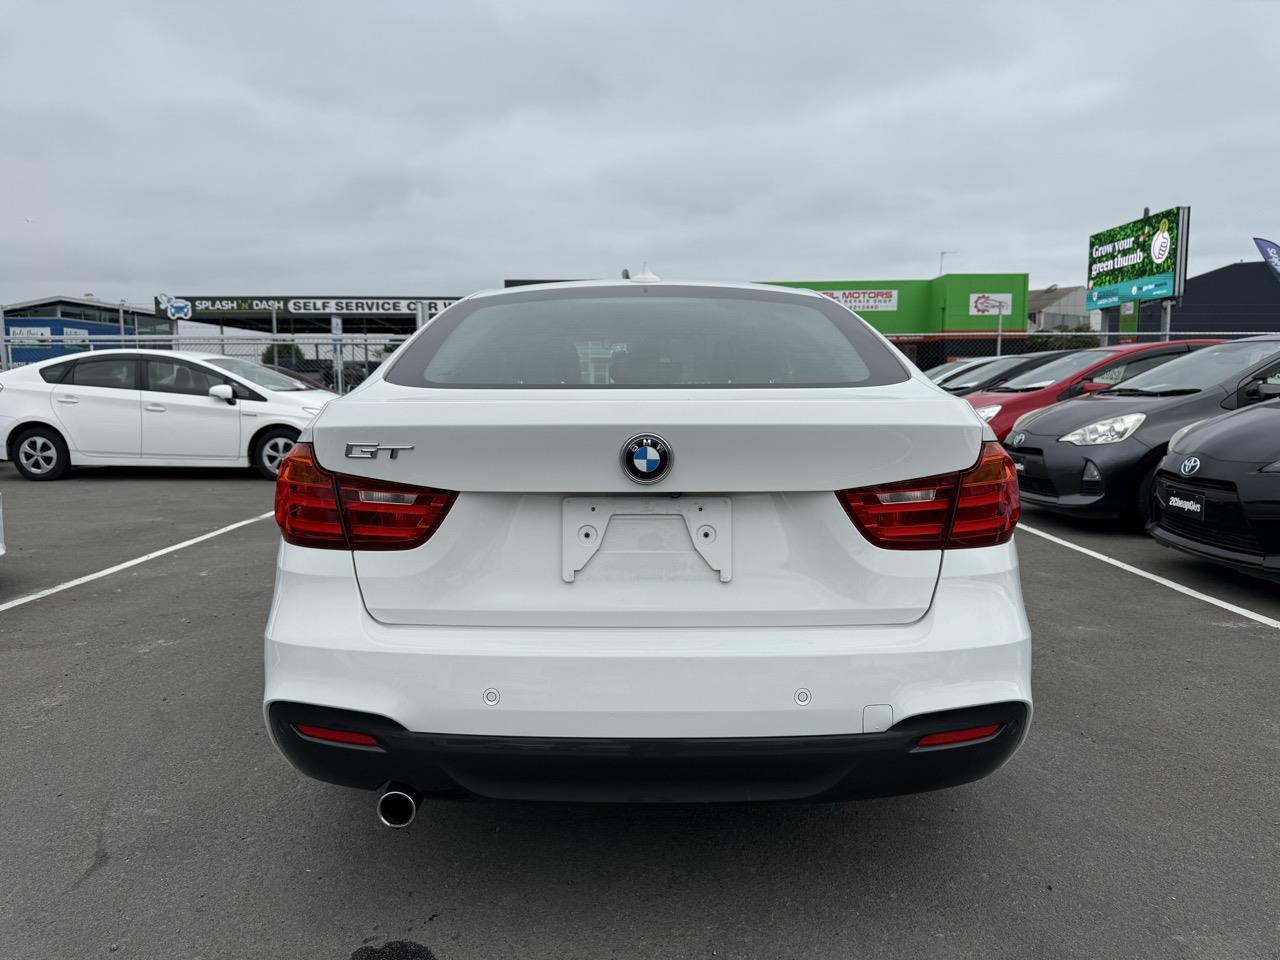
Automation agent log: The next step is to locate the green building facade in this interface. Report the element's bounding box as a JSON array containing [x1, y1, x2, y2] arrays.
[[766, 273, 1030, 365]]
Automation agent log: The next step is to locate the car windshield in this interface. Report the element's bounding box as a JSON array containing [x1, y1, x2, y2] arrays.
[[207, 357, 310, 391], [1111, 340, 1280, 392], [386, 286, 910, 388], [993, 350, 1113, 390], [926, 358, 982, 381], [943, 355, 1032, 388]]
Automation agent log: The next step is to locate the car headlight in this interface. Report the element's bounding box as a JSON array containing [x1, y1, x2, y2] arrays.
[[1058, 413, 1146, 446], [972, 404, 1001, 423], [301, 405, 323, 416], [1167, 419, 1206, 454]]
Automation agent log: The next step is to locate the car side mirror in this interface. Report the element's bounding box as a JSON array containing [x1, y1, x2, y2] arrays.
[[208, 383, 236, 405], [1079, 381, 1110, 394], [1250, 382, 1280, 403]]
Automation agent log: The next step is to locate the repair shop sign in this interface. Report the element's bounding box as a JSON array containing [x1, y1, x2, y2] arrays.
[[969, 293, 1013, 316], [821, 289, 899, 312]]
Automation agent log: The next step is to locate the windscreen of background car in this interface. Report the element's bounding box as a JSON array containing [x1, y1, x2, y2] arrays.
[[1112, 340, 1280, 392], [993, 350, 1114, 391], [207, 357, 308, 390], [385, 287, 910, 388], [942, 355, 1031, 389]]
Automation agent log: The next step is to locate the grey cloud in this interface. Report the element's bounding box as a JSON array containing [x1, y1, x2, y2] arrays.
[[1, 0, 1277, 305]]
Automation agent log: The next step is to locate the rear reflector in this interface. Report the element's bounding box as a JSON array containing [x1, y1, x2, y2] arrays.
[[275, 443, 457, 551], [294, 724, 380, 747], [837, 442, 1020, 550], [916, 723, 1001, 748]]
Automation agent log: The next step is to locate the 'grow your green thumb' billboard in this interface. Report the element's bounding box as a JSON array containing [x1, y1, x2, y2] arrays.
[[1086, 207, 1189, 309]]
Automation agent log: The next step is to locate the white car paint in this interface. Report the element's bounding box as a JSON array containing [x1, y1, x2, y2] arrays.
[[0, 349, 335, 477], [264, 280, 1032, 805]]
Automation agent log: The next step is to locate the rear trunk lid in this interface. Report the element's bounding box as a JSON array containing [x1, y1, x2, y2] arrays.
[[313, 381, 983, 628]]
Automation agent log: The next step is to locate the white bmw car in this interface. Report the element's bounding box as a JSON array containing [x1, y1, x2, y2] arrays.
[[265, 280, 1031, 824], [0, 350, 335, 480]]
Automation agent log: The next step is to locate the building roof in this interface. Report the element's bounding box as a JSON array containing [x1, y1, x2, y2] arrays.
[[2, 295, 154, 314], [1027, 285, 1085, 315]]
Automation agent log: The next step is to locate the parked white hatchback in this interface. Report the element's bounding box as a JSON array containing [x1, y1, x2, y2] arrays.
[[0, 350, 335, 480], [265, 280, 1031, 824]]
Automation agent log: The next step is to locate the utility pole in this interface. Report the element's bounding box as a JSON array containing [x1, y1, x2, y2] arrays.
[[271, 303, 279, 367], [995, 301, 1006, 356], [938, 251, 956, 276]]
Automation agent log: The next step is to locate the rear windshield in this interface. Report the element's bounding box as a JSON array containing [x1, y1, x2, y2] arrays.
[[384, 286, 909, 389], [995, 350, 1113, 390], [1116, 339, 1280, 391]]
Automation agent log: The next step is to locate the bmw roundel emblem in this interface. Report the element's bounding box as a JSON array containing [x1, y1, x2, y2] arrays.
[[621, 433, 672, 484], [1180, 456, 1201, 477]]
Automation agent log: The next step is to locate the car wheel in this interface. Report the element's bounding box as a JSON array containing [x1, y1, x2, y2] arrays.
[[1133, 460, 1160, 527], [13, 426, 70, 481], [253, 427, 299, 480]]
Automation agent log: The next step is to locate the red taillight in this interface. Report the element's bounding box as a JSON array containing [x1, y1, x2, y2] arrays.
[[916, 723, 1001, 748], [837, 442, 1019, 550], [294, 723, 379, 747], [275, 443, 346, 548], [274, 443, 456, 551], [948, 442, 1021, 548]]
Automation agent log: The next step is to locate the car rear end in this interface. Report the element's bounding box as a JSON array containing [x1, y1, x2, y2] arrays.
[[264, 282, 1031, 806]]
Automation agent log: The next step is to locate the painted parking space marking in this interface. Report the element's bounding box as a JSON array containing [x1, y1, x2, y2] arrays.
[[0, 512, 274, 614], [1018, 522, 1280, 630]]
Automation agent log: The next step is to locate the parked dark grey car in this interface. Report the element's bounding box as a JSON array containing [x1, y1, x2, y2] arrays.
[[1003, 337, 1280, 521]]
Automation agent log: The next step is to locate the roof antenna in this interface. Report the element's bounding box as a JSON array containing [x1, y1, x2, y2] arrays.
[[621, 268, 631, 279]]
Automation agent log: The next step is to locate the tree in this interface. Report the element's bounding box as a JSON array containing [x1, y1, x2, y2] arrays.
[[262, 342, 305, 367]]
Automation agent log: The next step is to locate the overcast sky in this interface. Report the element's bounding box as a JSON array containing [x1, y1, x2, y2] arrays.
[[2, 1, 1278, 307]]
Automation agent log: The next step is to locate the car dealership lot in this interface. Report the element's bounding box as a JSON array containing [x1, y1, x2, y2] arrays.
[[1, 470, 1277, 960]]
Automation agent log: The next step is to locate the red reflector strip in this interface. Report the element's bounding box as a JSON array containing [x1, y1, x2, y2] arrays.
[[916, 723, 1001, 747], [294, 724, 379, 747]]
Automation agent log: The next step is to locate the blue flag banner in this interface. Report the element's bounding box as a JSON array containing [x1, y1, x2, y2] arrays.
[[1255, 237, 1280, 286]]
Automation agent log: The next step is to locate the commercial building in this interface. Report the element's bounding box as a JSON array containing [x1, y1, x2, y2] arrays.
[[768, 273, 1030, 367], [153, 295, 461, 335], [1135, 262, 1280, 334], [0, 296, 162, 365]]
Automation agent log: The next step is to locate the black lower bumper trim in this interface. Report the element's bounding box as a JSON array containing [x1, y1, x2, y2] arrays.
[[1149, 522, 1280, 581], [267, 701, 1029, 803]]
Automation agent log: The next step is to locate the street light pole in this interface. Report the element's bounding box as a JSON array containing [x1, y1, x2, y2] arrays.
[[938, 250, 956, 276], [996, 302, 1005, 356]]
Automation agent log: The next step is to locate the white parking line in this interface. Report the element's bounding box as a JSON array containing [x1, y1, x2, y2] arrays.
[[0, 512, 274, 614], [1018, 522, 1280, 630]]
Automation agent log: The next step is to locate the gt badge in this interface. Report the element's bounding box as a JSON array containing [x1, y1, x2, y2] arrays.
[[621, 433, 672, 484], [345, 441, 415, 460]]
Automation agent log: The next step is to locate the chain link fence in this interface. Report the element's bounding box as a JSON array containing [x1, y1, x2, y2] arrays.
[[0, 329, 1275, 392]]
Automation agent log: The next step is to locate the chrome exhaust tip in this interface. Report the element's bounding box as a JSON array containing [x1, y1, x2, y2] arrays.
[[376, 785, 421, 829]]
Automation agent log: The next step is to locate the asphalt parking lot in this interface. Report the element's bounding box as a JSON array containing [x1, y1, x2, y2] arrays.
[[1, 468, 1277, 960]]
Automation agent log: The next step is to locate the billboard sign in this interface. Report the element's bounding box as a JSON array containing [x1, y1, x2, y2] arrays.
[[1086, 207, 1190, 309], [156, 296, 459, 318], [820, 289, 899, 312]]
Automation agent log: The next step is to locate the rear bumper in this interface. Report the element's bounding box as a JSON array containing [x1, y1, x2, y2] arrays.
[[268, 700, 1029, 802], [264, 540, 1032, 799]]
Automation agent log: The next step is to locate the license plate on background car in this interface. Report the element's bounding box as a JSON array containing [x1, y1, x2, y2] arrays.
[[1164, 488, 1205, 521]]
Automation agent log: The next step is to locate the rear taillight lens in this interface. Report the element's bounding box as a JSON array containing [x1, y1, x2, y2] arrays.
[[837, 442, 1019, 550], [275, 443, 456, 550], [275, 443, 347, 548]]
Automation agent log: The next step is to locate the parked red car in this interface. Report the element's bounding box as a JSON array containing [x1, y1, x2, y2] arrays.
[[965, 340, 1223, 440]]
